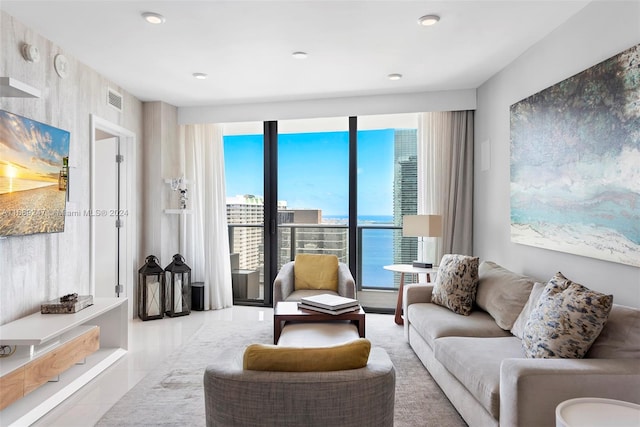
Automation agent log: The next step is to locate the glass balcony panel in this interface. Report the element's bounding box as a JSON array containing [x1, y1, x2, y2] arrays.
[[228, 225, 264, 302]]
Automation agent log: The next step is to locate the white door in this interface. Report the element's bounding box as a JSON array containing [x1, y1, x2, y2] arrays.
[[94, 136, 126, 297]]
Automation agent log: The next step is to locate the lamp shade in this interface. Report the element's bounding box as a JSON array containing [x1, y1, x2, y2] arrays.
[[402, 215, 442, 238]]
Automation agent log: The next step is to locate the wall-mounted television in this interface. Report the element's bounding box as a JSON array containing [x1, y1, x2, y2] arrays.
[[0, 110, 71, 237]]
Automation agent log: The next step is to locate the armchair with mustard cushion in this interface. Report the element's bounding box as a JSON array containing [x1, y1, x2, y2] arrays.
[[273, 254, 356, 304], [203, 338, 396, 426]]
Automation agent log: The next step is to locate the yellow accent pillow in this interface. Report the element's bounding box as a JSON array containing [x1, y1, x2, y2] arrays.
[[294, 254, 339, 291], [243, 338, 371, 372]]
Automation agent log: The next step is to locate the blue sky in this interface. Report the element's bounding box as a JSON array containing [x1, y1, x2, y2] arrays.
[[224, 129, 394, 216]]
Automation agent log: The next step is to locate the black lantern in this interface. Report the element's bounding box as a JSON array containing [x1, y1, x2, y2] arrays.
[[164, 254, 191, 317], [138, 255, 165, 321]]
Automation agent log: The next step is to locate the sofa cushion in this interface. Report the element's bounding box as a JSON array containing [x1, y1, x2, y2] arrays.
[[434, 336, 525, 419], [476, 261, 536, 330], [243, 338, 371, 372], [294, 254, 339, 292], [432, 254, 480, 315], [586, 304, 640, 359], [522, 272, 613, 359], [511, 282, 546, 339], [407, 302, 510, 348]]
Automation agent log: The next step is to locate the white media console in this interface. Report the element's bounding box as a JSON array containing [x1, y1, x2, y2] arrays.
[[0, 298, 128, 426]]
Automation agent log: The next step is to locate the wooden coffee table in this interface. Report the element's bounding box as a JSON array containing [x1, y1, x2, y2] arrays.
[[273, 301, 366, 344]]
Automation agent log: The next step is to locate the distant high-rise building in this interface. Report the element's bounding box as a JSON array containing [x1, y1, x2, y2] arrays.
[[278, 209, 348, 267], [392, 129, 418, 269], [226, 195, 264, 271], [227, 197, 348, 277]]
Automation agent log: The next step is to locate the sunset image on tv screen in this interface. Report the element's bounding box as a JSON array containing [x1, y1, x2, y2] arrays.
[[0, 110, 70, 237]]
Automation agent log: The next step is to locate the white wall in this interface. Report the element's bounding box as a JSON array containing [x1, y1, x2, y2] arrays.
[[0, 11, 144, 324], [142, 102, 181, 271], [474, 1, 640, 307]]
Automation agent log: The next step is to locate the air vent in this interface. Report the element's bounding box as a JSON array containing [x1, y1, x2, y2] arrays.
[[107, 87, 123, 112]]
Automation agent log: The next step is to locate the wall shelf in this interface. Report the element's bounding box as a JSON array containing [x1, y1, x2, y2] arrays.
[[164, 209, 192, 214], [0, 77, 41, 98]]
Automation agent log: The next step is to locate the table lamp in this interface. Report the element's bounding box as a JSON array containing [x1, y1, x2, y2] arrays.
[[402, 214, 442, 268]]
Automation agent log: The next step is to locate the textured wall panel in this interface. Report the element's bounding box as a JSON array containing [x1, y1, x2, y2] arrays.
[[0, 11, 144, 324]]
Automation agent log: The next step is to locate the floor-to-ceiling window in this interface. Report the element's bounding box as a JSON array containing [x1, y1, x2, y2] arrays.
[[357, 113, 419, 290], [223, 113, 419, 308]]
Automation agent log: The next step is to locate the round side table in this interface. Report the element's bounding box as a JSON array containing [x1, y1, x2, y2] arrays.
[[556, 397, 640, 427], [383, 264, 437, 325]]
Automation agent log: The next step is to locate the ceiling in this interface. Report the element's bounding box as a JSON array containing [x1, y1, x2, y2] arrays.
[[1, 1, 589, 108]]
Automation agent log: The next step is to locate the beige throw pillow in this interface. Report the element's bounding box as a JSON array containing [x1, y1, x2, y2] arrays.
[[522, 272, 613, 359], [476, 261, 536, 330], [431, 254, 479, 316], [511, 282, 546, 339]]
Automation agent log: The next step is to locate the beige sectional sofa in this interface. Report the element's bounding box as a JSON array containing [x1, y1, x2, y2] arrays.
[[403, 261, 640, 427]]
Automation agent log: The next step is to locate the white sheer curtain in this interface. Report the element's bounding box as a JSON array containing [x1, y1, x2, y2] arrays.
[[181, 124, 233, 310], [418, 111, 474, 261]]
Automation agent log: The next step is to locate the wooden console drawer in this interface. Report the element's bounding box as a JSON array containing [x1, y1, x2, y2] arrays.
[[0, 367, 25, 410], [24, 327, 100, 395]]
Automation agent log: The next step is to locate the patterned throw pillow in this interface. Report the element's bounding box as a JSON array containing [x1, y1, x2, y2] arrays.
[[522, 272, 613, 359], [431, 254, 480, 315]]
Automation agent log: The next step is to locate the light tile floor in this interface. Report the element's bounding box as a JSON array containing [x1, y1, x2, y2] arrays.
[[33, 305, 272, 427]]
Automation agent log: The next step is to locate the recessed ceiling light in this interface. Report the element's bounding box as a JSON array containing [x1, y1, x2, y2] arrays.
[[193, 73, 208, 80], [418, 14, 440, 26], [388, 73, 403, 81], [292, 51, 308, 59], [142, 12, 166, 24]]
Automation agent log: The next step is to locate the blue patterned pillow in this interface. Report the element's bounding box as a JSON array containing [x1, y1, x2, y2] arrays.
[[431, 254, 479, 315], [522, 272, 613, 359]]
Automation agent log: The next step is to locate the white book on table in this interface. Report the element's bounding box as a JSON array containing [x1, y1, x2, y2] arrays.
[[299, 293, 359, 310], [297, 302, 361, 315]]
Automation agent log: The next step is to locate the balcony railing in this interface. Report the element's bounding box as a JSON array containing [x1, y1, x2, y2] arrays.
[[228, 223, 417, 297]]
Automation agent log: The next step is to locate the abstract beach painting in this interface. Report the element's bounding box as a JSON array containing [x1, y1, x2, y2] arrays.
[[0, 110, 70, 237], [510, 44, 640, 267]]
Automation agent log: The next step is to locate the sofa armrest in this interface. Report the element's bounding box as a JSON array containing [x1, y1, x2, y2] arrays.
[[337, 262, 356, 299], [403, 284, 433, 340], [404, 283, 433, 306], [500, 358, 640, 427], [273, 261, 294, 304]]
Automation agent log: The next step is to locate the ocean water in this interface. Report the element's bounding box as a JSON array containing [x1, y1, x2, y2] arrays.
[[361, 228, 396, 288], [324, 215, 397, 288], [0, 177, 56, 195]]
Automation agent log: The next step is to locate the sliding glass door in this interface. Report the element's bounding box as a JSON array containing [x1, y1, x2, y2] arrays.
[[223, 122, 266, 304]]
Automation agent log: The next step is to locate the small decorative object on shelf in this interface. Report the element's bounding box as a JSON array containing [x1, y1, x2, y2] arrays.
[[41, 293, 93, 314], [170, 176, 188, 210], [138, 255, 165, 321], [179, 188, 188, 209], [0, 345, 16, 358], [164, 253, 192, 317]]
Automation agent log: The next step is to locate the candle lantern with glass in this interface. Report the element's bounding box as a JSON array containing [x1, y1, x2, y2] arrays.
[[164, 253, 192, 317], [138, 255, 165, 321]]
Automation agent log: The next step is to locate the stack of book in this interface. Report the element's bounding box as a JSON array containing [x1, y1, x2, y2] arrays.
[[297, 294, 360, 315]]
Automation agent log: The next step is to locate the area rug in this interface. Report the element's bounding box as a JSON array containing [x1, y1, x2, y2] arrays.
[[97, 313, 466, 426]]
